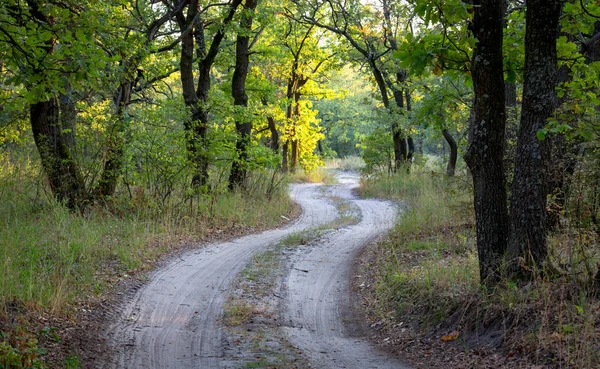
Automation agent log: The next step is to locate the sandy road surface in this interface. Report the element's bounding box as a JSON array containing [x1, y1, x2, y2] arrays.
[[105, 174, 409, 368], [282, 174, 411, 368], [106, 184, 337, 368]]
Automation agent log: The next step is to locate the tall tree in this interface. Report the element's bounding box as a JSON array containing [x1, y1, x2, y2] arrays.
[[507, 0, 565, 276], [463, 0, 510, 285], [229, 0, 260, 189], [176, 0, 242, 189]]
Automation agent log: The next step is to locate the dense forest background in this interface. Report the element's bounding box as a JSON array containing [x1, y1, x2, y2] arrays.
[[1, 0, 600, 367]]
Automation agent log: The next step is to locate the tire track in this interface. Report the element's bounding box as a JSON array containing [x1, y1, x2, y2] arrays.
[[282, 174, 411, 369], [105, 184, 338, 369]]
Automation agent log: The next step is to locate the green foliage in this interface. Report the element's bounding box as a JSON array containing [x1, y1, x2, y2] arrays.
[[0, 327, 45, 369], [360, 127, 394, 173]]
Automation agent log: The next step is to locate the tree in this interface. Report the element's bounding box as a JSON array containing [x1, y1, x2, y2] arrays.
[[463, 0, 510, 285], [229, 0, 260, 189], [175, 0, 243, 189], [507, 0, 565, 276]]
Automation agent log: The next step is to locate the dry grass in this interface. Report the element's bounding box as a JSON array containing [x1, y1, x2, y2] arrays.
[[360, 169, 600, 368]]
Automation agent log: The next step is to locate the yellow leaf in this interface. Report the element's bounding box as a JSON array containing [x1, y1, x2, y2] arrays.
[[441, 330, 460, 341]]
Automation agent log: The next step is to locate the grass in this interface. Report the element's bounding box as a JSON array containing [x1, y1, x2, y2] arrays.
[[0, 156, 297, 367], [0, 160, 295, 314], [360, 168, 600, 367]]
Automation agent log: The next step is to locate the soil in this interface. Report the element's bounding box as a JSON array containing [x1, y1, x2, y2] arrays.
[[9, 171, 538, 369]]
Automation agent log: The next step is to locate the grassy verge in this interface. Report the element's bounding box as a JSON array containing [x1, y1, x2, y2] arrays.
[[360, 170, 600, 368], [0, 159, 296, 367]]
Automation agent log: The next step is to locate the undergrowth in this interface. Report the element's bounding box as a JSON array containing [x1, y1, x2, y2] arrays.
[[0, 156, 296, 367], [361, 169, 600, 368]]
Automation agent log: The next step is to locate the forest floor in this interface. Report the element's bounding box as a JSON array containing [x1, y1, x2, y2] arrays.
[[12, 170, 561, 368]]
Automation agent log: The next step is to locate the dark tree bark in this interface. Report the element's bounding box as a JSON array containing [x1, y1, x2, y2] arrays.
[[31, 99, 87, 209], [177, 0, 242, 188], [507, 0, 564, 278], [23, 0, 88, 209], [464, 0, 510, 285], [261, 97, 279, 153], [391, 85, 408, 170], [442, 129, 458, 177], [229, 0, 259, 190], [59, 88, 77, 151], [282, 140, 289, 172]]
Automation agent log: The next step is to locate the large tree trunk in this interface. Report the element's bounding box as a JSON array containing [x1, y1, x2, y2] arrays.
[[31, 98, 87, 209], [507, 0, 563, 278], [229, 0, 259, 190], [442, 129, 458, 177], [464, 0, 510, 286]]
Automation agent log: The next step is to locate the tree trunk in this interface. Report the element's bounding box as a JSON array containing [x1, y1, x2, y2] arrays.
[[291, 139, 299, 172], [229, 0, 258, 190], [282, 140, 289, 173], [463, 0, 509, 286], [442, 129, 458, 177], [31, 98, 87, 209], [96, 80, 132, 199], [391, 87, 407, 170], [508, 0, 564, 278], [261, 98, 279, 154], [177, 0, 242, 189]]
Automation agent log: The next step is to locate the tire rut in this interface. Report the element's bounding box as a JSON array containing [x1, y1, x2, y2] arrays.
[[282, 174, 411, 369], [105, 184, 337, 369]]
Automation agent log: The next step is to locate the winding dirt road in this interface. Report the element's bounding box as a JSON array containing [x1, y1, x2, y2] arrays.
[[283, 173, 409, 368], [105, 174, 409, 368]]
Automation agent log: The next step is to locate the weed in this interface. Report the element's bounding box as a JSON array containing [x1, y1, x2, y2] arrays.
[[361, 168, 600, 368]]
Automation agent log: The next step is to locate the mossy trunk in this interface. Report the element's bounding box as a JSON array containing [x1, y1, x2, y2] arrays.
[[31, 98, 88, 210]]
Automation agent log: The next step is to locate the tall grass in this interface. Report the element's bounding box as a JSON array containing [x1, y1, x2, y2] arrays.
[[361, 168, 600, 367], [360, 171, 478, 325], [0, 157, 295, 314]]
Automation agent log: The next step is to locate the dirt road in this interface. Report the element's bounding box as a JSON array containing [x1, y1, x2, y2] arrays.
[[283, 174, 409, 368], [105, 174, 409, 368]]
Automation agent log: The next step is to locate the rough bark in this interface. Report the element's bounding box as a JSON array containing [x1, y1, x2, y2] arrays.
[[507, 0, 564, 278], [463, 0, 510, 285], [31, 98, 87, 209], [229, 0, 259, 190], [24, 0, 87, 210], [282, 140, 289, 173], [391, 86, 407, 170], [442, 129, 458, 177]]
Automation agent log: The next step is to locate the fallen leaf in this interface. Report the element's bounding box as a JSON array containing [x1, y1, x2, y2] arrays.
[[441, 330, 460, 341]]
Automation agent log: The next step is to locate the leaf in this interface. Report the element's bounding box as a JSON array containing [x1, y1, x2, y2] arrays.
[[432, 62, 443, 76], [441, 330, 460, 341], [536, 128, 547, 141]]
